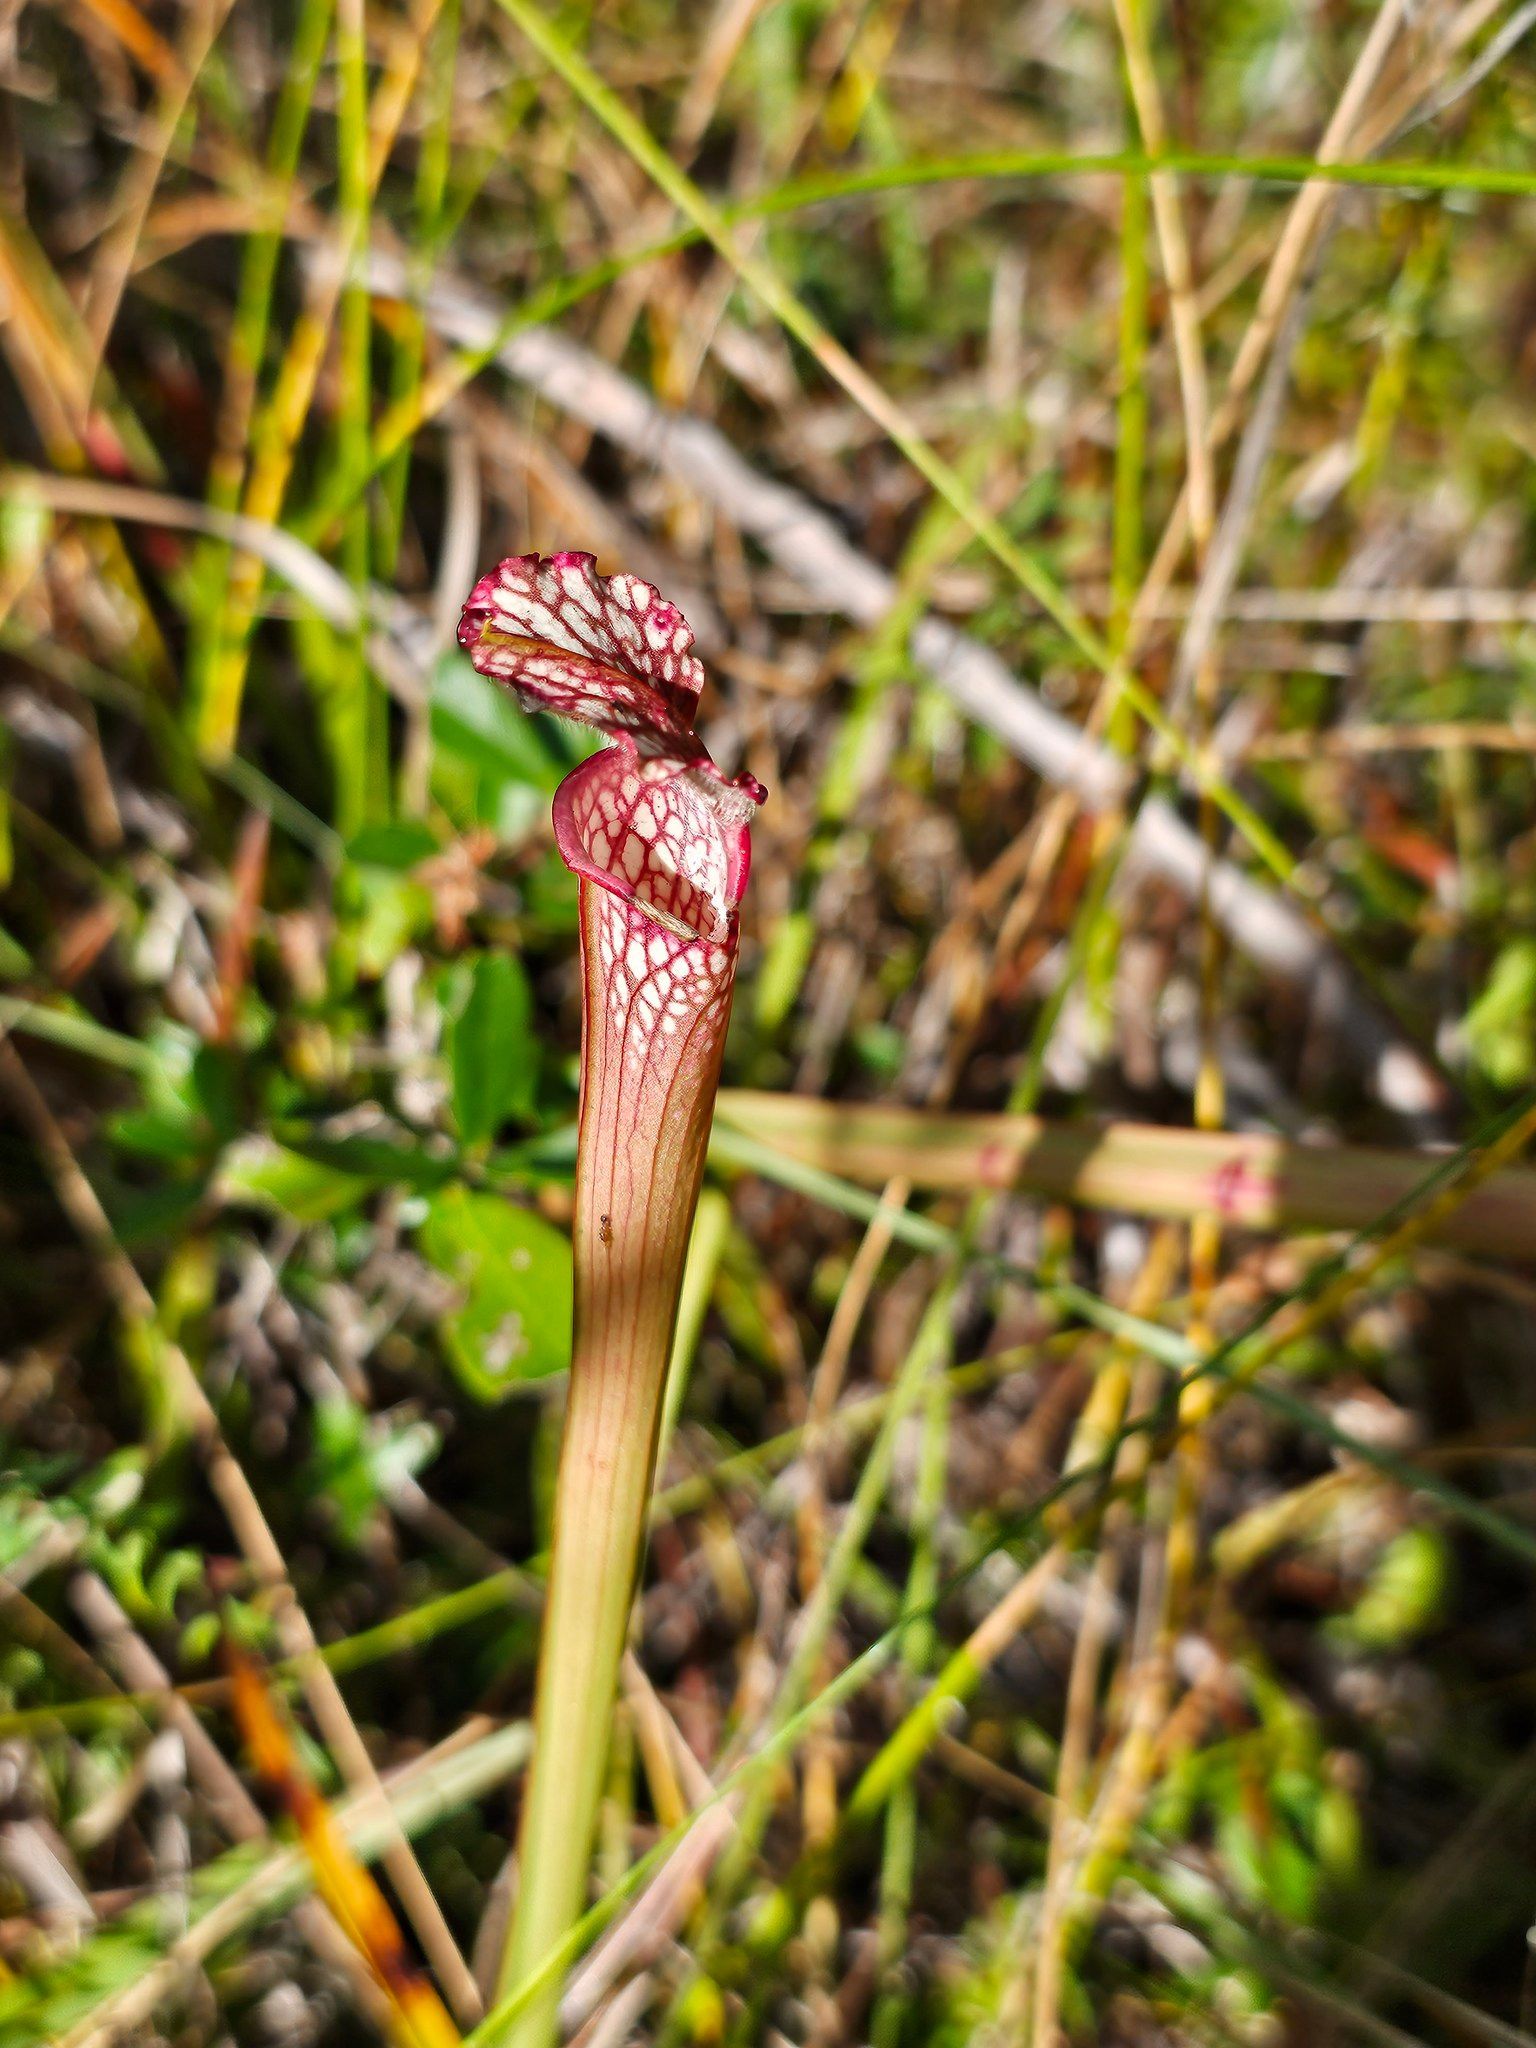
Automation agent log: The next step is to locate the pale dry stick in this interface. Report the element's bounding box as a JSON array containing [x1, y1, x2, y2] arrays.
[[569, 1971, 654, 2048], [1109, 0, 1215, 553], [1218, 0, 1414, 413], [1329, 0, 1510, 191], [931, 1733, 1053, 1821], [1097, 0, 1234, 1365], [0, 1042, 483, 2026], [1409, 0, 1536, 124], [456, 397, 726, 651], [81, 0, 233, 369], [1114, 0, 1469, 1221], [384, 260, 1441, 1116], [1025, 1552, 1117, 2048], [1085, 0, 1240, 1386], [1254, 720, 1536, 757], [1161, 240, 1328, 1675], [404, 414, 481, 810], [558, 1787, 736, 2035], [1105, 0, 1222, 838], [803, 1178, 913, 1449], [1115, 586, 1536, 628], [898, 810, 1053, 1104], [583, 0, 773, 378], [1051, 1473, 1176, 1990], [1129, 0, 1452, 1304], [794, 1175, 912, 1979], [0, 1814, 93, 1932], [794, 1173, 916, 1594], [849, 1541, 1072, 1827], [68, 1571, 394, 2031], [1132, 0, 1496, 636], [70, 1573, 267, 1846], [1030, 1234, 1181, 2048], [430, 421, 483, 652], [6, 469, 428, 708], [4, 1516, 85, 1594], [663, 0, 892, 405], [1164, 251, 1322, 721]]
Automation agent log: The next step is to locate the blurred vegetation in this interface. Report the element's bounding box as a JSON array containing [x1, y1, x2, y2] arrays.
[[4, 0, 1536, 2041]]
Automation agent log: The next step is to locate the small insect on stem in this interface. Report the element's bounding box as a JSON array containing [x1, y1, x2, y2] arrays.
[[598, 1213, 612, 1244]]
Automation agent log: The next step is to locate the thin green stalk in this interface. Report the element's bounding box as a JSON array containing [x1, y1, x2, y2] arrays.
[[1110, 155, 1150, 680], [377, 0, 460, 574], [187, 0, 335, 723], [870, 1370, 949, 2044], [330, 0, 385, 833], [657, 1185, 733, 1476]]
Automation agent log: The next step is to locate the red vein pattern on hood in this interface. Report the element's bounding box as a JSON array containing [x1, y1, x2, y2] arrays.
[[459, 549, 763, 951]]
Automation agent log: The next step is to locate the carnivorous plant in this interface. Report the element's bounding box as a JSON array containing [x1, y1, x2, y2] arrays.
[[458, 552, 763, 2045]]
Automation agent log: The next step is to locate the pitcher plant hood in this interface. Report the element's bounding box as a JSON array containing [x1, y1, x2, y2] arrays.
[[459, 549, 764, 947]]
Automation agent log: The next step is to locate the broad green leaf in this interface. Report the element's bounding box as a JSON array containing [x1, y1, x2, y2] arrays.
[[1334, 1524, 1449, 1650], [754, 908, 815, 1032], [305, 1394, 441, 1549], [1463, 936, 1536, 1088], [219, 1137, 380, 1222], [418, 1184, 572, 1396], [346, 818, 440, 870], [273, 1128, 458, 1191], [109, 1042, 239, 1164], [350, 867, 436, 980], [451, 951, 537, 1144]]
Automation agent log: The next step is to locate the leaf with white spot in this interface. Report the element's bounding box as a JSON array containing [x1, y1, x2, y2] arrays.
[[418, 1186, 573, 1399]]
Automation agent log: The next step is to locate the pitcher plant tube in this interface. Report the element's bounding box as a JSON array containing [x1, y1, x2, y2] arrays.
[[458, 552, 764, 2045]]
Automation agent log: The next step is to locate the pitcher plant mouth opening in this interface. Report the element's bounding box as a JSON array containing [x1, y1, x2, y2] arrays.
[[458, 550, 763, 2048]]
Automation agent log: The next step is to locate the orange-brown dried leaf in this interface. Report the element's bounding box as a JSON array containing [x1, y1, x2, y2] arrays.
[[228, 1652, 462, 2048]]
